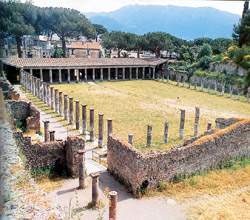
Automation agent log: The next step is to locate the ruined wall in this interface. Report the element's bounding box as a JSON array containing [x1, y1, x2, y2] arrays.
[[108, 118, 250, 193], [209, 62, 247, 77], [6, 100, 40, 130], [215, 118, 241, 129], [14, 132, 85, 175]]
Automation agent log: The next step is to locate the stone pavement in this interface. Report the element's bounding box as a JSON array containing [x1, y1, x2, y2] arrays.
[[14, 85, 187, 220]]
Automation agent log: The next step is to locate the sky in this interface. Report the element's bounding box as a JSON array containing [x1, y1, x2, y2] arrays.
[[25, 0, 245, 15]]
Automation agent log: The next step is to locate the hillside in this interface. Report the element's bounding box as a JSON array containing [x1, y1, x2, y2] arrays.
[[84, 5, 241, 40]]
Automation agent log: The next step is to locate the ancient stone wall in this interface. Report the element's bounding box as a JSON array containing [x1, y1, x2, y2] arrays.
[[6, 100, 40, 130], [14, 132, 85, 175], [215, 118, 241, 129], [107, 118, 250, 193]]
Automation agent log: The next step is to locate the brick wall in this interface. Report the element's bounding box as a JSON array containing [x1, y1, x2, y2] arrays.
[[107, 118, 250, 194]]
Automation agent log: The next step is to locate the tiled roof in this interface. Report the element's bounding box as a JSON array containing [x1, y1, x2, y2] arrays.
[[1, 58, 167, 69], [67, 42, 102, 50]]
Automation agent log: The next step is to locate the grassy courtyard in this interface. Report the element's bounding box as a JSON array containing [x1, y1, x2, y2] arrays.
[[52, 80, 250, 151]]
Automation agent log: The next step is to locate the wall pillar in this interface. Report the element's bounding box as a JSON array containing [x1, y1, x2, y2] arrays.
[[37, 79, 40, 98], [109, 191, 118, 220], [108, 68, 111, 81], [194, 107, 200, 136], [90, 108, 95, 141], [75, 69, 79, 83], [59, 69, 62, 83], [128, 134, 133, 145], [98, 113, 104, 148], [43, 120, 50, 143], [69, 97, 74, 124], [78, 150, 85, 189], [85, 69, 88, 82], [179, 110, 185, 139], [49, 69, 53, 84], [100, 68, 103, 81], [147, 125, 152, 147], [164, 122, 169, 144], [136, 67, 139, 80], [152, 67, 155, 79], [46, 84, 50, 105], [75, 100, 80, 130], [149, 67, 151, 79], [142, 67, 145, 79], [49, 130, 55, 142], [67, 69, 70, 83], [91, 172, 100, 207], [54, 89, 58, 113], [43, 82, 46, 103], [82, 104, 87, 135], [59, 91, 63, 116], [64, 94, 68, 120], [50, 87, 54, 109]]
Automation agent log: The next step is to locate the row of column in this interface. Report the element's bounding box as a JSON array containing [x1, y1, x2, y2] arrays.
[[20, 66, 161, 84], [21, 70, 114, 147]]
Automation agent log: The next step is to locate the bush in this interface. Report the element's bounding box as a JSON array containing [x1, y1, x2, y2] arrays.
[[197, 44, 213, 59], [196, 56, 213, 70]]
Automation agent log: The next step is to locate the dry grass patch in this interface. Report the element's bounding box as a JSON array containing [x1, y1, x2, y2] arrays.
[[37, 177, 67, 193], [52, 81, 249, 151]]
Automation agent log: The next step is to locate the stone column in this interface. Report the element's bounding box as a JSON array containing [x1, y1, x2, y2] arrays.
[[33, 77, 36, 95], [164, 122, 169, 144], [59, 69, 62, 83], [229, 85, 233, 98], [19, 68, 23, 85], [43, 82, 46, 103], [182, 78, 185, 87], [85, 69, 88, 82], [237, 88, 241, 100], [64, 94, 68, 120], [59, 91, 63, 116], [108, 68, 111, 81], [49, 69, 53, 84], [92, 68, 95, 82], [207, 80, 211, 93], [78, 150, 85, 189], [247, 91, 250, 102], [69, 97, 74, 124], [115, 68, 118, 80], [82, 104, 87, 135], [75, 100, 80, 130], [128, 134, 133, 145], [75, 69, 80, 83], [46, 84, 50, 105], [152, 67, 155, 79], [142, 67, 145, 80], [214, 79, 217, 94], [136, 67, 139, 80], [67, 69, 71, 83], [37, 79, 40, 98], [40, 69, 43, 81], [49, 130, 55, 142], [43, 120, 50, 143], [221, 80, 226, 96], [200, 77, 204, 92], [107, 119, 113, 141], [50, 87, 54, 109], [90, 108, 95, 142], [147, 125, 152, 147], [194, 79, 197, 90], [98, 113, 104, 148], [109, 191, 118, 220], [54, 89, 58, 113], [129, 67, 132, 80], [100, 68, 103, 81], [122, 68, 125, 80], [149, 67, 152, 79], [194, 107, 200, 136], [91, 172, 100, 207], [207, 123, 212, 131], [179, 110, 185, 140]]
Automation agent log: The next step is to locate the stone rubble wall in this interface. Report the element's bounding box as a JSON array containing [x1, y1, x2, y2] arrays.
[[209, 62, 247, 77], [14, 132, 85, 175], [107, 118, 250, 193], [6, 100, 40, 130], [215, 117, 242, 129]]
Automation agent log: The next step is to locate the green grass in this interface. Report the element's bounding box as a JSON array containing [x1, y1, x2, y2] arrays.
[[51, 80, 250, 151]]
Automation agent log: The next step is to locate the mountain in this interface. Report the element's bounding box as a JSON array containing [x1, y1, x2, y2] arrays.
[[84, 5, 241, 40]]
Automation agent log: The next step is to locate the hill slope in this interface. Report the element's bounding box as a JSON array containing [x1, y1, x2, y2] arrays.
[[84, 5, 241, 40]]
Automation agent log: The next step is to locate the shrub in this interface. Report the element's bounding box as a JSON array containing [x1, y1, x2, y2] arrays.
[[196, 56, 213, 70]]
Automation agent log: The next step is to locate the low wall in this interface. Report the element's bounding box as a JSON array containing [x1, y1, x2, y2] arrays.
[[6, 100, 40, 130], [107, 118, 250, 193], [15, 132, 85, 175]]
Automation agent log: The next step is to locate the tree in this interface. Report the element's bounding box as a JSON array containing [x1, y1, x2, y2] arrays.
[[0, 1, 37, 57], [197, 44, 213, 59], [52, 44, 63, 58], [134, 35, 148, 58], [93, 24, 107, 42], [233, 11, 250, 47], [177, 45, 195, 63], [144, 32, 170, 58]]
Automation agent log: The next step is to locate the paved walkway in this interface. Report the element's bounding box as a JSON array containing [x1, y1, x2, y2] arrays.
[[14, 85, 187, 220]]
